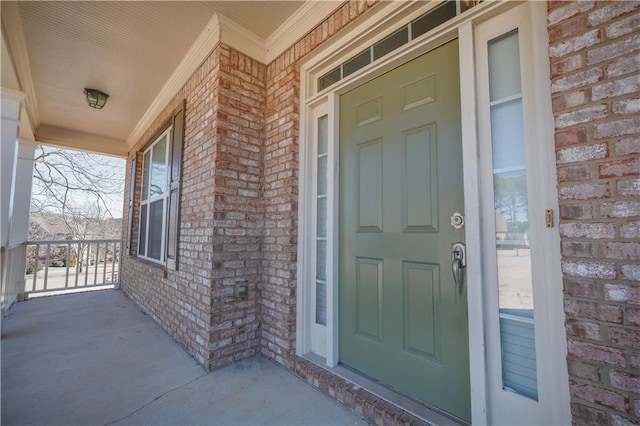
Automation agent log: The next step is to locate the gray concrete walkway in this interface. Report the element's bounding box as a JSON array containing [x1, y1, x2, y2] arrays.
[[1, 290, 366, 426]]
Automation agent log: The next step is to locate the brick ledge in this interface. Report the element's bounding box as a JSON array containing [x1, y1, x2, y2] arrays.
[[288, 354, 467, 426]]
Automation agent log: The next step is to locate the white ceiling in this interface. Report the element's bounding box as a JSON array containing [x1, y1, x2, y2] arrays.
[[4, 1, 311, 156]]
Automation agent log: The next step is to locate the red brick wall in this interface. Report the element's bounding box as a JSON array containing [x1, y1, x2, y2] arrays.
[[122, 45, 266, 370], [261, 63, 300, 368], [122, 49, 220, 367], [208, 46, 266, 368], [548, 1, 640, 424]]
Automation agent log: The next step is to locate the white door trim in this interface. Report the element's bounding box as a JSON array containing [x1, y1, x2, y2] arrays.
[[296, 1, 569, 424], [475, 3, 570, 424]]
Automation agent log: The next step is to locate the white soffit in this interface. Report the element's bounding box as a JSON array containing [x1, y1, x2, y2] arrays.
[[125, 13, 223, 150], [5, 0, 340, 156]]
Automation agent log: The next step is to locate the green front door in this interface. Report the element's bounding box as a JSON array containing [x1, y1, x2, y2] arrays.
[[339, 40, 470, 421]]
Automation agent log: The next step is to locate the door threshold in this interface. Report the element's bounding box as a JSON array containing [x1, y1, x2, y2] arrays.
[[303, 353, 469, 426]]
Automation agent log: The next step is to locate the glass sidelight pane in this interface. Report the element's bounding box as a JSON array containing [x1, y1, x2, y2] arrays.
[[488, 30, 538, 401], [317, 197, 327, 238], [491, 99, 525, 172], [489, 30, 522, 101], [316, 114, 329, 326]]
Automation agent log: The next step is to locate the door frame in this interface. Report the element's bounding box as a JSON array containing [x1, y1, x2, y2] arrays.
[[296, 1, 570, 424]]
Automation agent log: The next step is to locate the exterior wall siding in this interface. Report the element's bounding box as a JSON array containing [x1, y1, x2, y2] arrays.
[[261, 63, 300, 368], [122, 45, 266, 370], [209, 46, 266, 368], [122, 49, 220, 367], [120, 0, 639, 424], [548, 1, 640, 424]]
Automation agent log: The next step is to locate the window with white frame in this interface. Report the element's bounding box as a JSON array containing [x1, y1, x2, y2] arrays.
[[138, 127, 172, 262], [128, 102, 184, 269]]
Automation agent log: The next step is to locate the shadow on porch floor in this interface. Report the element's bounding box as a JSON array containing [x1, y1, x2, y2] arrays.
[[1, 290, 367, 426]]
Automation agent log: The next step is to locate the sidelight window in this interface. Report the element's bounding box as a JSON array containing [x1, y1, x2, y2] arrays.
[[316, 115, 329, 326], [487, 29, 538, 401]]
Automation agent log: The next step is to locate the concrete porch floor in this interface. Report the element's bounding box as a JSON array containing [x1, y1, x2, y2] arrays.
[[1, 290, 367, 426]]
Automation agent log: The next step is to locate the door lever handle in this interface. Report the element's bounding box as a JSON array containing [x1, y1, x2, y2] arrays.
[[451, 242, 466, 295]]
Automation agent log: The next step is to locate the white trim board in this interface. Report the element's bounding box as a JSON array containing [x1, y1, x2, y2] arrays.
[[296, 1, 570, 425], [475, 4, 570, 424], [36, 125, 126, 158], [265, 1, 344, 64]]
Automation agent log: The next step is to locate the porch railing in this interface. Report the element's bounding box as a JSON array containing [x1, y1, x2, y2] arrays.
[[25, 239, 122, 296]]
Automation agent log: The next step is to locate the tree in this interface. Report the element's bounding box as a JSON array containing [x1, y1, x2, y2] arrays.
[[494, 173, 529, 255], [494, 173, 529, 235], [29, 146, 125, 271], [31, 145, 124, 225]]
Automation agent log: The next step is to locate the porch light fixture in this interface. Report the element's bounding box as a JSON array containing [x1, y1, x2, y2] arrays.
[[84, 88, 109, 109]]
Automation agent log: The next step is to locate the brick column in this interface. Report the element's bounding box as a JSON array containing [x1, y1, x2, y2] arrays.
[[208, 46, 266, 369], [260, 63, 300, 368], [547, 2, 640, 424]]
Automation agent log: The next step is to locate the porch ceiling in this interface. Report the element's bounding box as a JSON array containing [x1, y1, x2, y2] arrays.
[[1, 1, 310, 157]]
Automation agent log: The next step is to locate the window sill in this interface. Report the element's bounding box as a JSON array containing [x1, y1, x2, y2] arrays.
[[128, 255, 168, 277]]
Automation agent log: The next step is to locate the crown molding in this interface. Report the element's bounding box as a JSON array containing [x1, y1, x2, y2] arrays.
[[217, 13, 266, 63], [19, 106, 36, 141], [265, 1, 344, 64], [1, 1, 40, 128], [126, 13, 222, 150]]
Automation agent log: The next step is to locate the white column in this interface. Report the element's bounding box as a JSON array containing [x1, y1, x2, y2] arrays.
[[1, 88, 27, 311], [1, 88, 25, 248], [10, 140, 36, 244], [10, 139, 36, 302]]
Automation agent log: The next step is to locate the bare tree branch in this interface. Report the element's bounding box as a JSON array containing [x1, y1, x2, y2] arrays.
[[30, 145, 125, 241]]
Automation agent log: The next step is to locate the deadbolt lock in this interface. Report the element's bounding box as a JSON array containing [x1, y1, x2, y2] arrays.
[[451, 212, 465, 230]]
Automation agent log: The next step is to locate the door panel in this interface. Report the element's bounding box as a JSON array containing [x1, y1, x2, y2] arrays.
[[339, 39, 470, 421], [403, 125, 438, 231], [403, 262, 440, 361], [357, 140, 383, 231], [355, 257, 384, 341]]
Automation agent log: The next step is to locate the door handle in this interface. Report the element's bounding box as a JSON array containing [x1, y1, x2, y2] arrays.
[[451, 242, 466, 295]]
